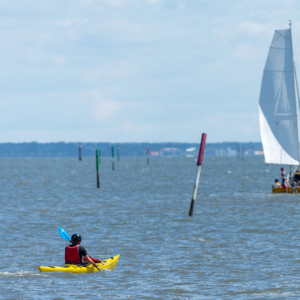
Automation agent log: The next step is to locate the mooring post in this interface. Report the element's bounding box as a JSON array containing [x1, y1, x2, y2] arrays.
[[188, 133, 207, 217], [118, 145, 120, 161], [112, 146, 115, 171], [147, 146, 149, 165], [79, 142, 82, 161], [96, 149, 100, 188]]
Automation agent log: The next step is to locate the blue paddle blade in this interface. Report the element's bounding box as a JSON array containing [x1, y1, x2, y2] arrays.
[[58, 227, 71, 242]]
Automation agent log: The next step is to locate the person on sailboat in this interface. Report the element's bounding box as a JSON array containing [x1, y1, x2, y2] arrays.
[[273, 179, 281, 188], [291, 170, 300, 186], [281, 168, 287, 186]]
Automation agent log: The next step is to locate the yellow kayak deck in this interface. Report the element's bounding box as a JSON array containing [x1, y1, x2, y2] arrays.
[[272, 187, 300, 193], [39, 255, 120, 273]]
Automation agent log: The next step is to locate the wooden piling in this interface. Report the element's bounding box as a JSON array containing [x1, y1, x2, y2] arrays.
[[96, 149, 100, 188], [79, 142, 82, 161], [112, 146, 115, 171], [188, 133, 207, 217], [147, 146, 149, 165]]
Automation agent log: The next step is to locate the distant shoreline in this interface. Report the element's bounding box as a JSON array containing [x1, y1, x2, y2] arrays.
[[0, 142, 263, 157]]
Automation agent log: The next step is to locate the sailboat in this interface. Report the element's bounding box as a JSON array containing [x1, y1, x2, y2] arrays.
[[258, 22, 300, 193]]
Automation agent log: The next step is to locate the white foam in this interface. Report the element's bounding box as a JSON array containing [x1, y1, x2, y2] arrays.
[[0, 271, 47, 278]]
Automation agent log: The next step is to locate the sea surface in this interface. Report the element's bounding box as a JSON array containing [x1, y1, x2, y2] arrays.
[[1, 156, 300, 299]]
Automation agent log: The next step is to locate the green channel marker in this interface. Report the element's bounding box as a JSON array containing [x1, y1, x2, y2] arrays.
[[147, 145, 149, 165], [96, 149, 100, 188], [112, 146, 115, 171], [79, 142, 82, 161]]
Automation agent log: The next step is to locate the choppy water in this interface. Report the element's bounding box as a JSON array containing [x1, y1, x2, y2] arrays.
[[1, 156, 300, 299]]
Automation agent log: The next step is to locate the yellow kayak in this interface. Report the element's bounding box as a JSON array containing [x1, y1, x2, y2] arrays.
[[39, 255, 120, 273]]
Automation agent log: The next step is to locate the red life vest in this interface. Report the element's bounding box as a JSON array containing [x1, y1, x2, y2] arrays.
[[65, 245, 81, 264]]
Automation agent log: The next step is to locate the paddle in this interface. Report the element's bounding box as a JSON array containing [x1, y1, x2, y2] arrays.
[[58, 227, 100, 271], [58, 227, 71, 242]]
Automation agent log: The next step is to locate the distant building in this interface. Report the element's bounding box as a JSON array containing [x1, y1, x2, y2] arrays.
[[204, 148, 218, 156], [227, 148, 236, 157], [245, 149, 255, 156], [254, 151, 264, 155], [185, 147, 197, 156], [204, 148, 236, 157], [150, 151, 160, 156], [160, 148, 181, 156], [217, 149, 227, 156], [186, 147, 196, 152]]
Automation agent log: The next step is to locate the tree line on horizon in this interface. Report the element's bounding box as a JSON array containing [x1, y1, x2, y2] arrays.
[[0, 142, 263, 157]]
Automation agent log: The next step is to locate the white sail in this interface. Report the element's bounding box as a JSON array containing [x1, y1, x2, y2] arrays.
[[259, 28, 300, 165]]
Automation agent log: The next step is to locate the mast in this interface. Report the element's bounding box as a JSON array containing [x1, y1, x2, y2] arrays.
[[289, 20, 300, 164]]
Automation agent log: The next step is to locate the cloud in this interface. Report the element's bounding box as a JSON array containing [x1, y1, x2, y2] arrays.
[[80, 90, 122, 122], [233, 44, 261, 62], [1, 0, 300, 142], [94, 100, 122, 122], [83, 61, 139, 84], [120, 120, 151, 133], [52, 55, 66, 65], [238, 21, 273, 35], [146, 0, 162, 4], [56, 19, 89, 28]]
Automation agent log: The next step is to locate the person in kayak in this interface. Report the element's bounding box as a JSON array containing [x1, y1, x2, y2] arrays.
[[65, 233, 99, 269]]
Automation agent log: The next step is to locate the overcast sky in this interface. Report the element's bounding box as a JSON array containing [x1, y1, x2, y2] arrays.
[[0, 0, 299, 143]]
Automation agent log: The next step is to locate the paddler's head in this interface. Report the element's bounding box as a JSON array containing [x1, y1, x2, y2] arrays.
[[71, 233, 82, 245], [281, 168, 284, 171], [275, 179, 279, 183]]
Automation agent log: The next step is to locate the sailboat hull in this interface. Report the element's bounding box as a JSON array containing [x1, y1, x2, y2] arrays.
[[272, 187, 300, 193], [272, 187, 293, 193]]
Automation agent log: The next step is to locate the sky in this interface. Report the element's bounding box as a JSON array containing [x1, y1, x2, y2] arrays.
[[0, 0, 300, 143]]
